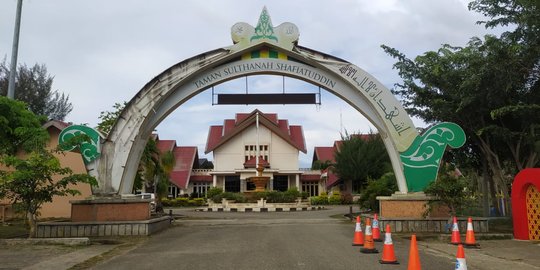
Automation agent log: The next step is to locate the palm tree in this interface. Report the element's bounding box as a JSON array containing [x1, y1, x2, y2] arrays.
[[155, 150, 175, 212]]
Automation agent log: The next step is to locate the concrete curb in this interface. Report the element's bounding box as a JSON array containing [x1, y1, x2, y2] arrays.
[[0, 237, 90, 246]]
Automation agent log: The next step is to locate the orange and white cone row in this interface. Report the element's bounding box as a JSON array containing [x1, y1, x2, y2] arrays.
[[352, 216, 364, 246], [464, 217, 479, 248], [372, 213, 381, 242], [360, 218, 378, 253], [379, 224, 398, 264], [455, 244, 468, 270], [450, 216, 461, 245]]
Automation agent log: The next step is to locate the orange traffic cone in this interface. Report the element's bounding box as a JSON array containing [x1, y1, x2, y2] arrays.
[[450, 216, 461, 245], [408, 234, 421, 270], [360, 218, 379, 253], [372, 213, 382, 242], [455, 244, 468, 270], [379, 224, 399, 264], [352, 216, 364, 246], [464, 217, 480, 248]]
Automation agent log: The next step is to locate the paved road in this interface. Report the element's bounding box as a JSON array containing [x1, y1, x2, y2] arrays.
[[92, 206, 456, 270]]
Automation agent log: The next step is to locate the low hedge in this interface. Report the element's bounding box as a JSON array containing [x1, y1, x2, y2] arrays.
[[162, 197, 206, 207]]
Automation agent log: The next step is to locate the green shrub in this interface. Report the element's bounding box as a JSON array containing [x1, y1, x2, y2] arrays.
[[161, 198, 172, 207], [231, 193, 247, 203], [358, 172, 398, 211], [207, 187, 223, 199], [174, 197, 189, 207], [254, 191, 269, 200], [190, 198, 206, 206], [265, 191, 282, 203], [424, 165, 471, 216], [300, 192, 309, 199], [284, 187, 300, 198], [328, 195, 342, 204], [310, 196, 329, 205]]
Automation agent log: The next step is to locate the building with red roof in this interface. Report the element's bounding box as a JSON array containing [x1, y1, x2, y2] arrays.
[[202, 109, 328, 195], [312, 134, 375, 194], [156, 109, 329, 197]]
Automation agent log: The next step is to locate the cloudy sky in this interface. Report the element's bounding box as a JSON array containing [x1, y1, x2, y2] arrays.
[[1, 0, 498, 167]]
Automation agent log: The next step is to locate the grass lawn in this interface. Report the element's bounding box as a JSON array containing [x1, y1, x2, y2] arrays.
[[0, 219, 29, 239]]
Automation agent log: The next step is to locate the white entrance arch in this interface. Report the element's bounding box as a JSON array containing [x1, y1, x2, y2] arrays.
[[75, 8, 464, 195]]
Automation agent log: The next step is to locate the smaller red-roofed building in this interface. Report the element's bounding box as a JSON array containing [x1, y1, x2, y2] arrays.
[[312, 134, 375, 194]]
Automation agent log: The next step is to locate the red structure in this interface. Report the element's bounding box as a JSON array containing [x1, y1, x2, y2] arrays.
[[511, 168, 540, 240]]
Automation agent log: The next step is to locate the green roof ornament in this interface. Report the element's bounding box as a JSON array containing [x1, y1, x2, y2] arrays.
[[251, 7, 278, 42], [230, 7, 299, 51], [400, 122, 466, 192], [58, 125, 102, 164]]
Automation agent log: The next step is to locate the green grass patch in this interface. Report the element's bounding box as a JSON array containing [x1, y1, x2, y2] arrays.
[[0, 219, 29, 239]]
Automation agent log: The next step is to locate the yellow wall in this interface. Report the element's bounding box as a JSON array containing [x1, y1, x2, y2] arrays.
[[0, 124, 92, 219]]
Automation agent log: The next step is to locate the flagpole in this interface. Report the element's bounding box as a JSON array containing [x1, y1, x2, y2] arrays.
[[7, 0, 23, 99], [256, 111, 260, 170]]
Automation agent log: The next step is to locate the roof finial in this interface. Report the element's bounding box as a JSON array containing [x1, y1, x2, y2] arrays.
[[230, 7, 299, 51]]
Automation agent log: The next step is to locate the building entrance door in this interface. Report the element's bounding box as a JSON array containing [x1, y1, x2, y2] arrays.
[[225, 176, 241, 193], [273, 175, 289, 192]]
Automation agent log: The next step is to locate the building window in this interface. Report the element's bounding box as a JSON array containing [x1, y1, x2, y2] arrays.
[[193, 182, 210, 198], [225, 175, 241, 193], [302, 181, 319, 197], [273, 175, 289, 192], [244, 144, 269, 162], [168, 185, 180, 198]]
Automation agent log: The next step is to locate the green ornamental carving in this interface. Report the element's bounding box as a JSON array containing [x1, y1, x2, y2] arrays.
[[250, 7, 278, 42], [400, 122, 466, 192], [58, 125, 101, 164]]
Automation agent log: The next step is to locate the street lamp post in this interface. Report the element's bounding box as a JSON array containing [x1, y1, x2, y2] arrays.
[[7, 0, 24, 99]]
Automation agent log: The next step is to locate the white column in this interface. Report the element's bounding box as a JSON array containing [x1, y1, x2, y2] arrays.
[[212, 175, 217, 187], [240, 179, 246, 192], [296, 174, 300, 190]]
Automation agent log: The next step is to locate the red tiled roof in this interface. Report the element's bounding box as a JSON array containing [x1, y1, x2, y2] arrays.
[[325, 171, 340, 188], [170, 171, 189, 189], [278, 120, 289, 135], [168, 146, 198, 189], [205, 109, 306, 154], [223, 119, 236, 136], [156, 140, 176, 154], [205, 126, 223, 153], [313, 146, 335, 163], [243, 156, 270, 168], [190, 175, 212, 182], [289, 125, 306, 152], [172, 147, 198, 171], [42, 120, 69, 130]]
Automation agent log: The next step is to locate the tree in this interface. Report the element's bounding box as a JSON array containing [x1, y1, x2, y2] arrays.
[[358, 172, 398, 211], [0, 96, 48, 156], [0, 96, 96, 237], [96, 102, 127, 134], [424, 164, 471, 217], [0, 61, 73, 120], [332, 132, 391, 192], [382, 34, 539, 212], [0, 150, 97, 237]]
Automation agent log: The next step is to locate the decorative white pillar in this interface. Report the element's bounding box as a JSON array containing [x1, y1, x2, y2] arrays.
[[212, 175, 217, 187], [240, 179, 246, 192], [295, 174, 300, 190]]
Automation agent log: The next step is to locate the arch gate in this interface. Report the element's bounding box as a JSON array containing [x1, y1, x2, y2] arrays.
[[61, 8, 465, 196]]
